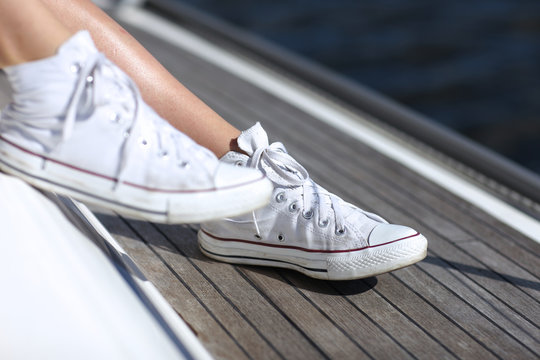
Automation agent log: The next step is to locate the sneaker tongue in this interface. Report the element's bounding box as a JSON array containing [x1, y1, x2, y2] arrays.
[[57, 31, 98, 64], [220, 150, 248, 164], [236, 122, 269, 155], [3, 31, 99, 118]]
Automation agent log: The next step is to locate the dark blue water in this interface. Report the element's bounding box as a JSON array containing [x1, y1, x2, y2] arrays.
[[180, 0, 540, 174]]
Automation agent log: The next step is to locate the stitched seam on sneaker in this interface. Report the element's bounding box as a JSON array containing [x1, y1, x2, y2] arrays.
[[201, 229, 420, 253], [0, 135, 265, 193]]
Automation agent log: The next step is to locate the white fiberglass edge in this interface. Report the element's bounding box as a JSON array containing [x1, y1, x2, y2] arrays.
[[116, 6, 540, 244], [0, 174, 190, 360], [71, 201, 214, 360]]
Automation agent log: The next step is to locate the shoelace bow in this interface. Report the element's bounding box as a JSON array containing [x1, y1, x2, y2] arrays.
[[247, 142, 348, 235]]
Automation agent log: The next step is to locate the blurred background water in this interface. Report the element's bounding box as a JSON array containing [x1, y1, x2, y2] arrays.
[[178, 0, 540, 175]]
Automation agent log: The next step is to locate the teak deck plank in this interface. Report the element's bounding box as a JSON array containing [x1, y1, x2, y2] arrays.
[[416, 254, 540, 355], [156, 224, 327, 360], [281, 273, 416, 360], [332, 278, 457, 360], [91, 19, 540, 360], [131, 222, 285, 360], [392, 264, 537, 359], [1, 13, 539, 360], [96, 214, 252, 360]]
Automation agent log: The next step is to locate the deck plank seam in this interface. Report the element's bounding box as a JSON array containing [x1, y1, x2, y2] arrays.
[[365, 166, 540, 278], [379, 193, 540, 327], [391, 269, 535, 359], [175, 234, 289, 360], [447, 242, 540, 300], [416, 260, 540, 353], [232, 266, 332, 360], [414, 257, 540, 357], [371, 286, 460, 359], [348, 175, 540, 329], [426, 246, 540, 332], [181, 64, 540, 344], [277, 271, 376, 360], [328, 282, 420, 360], [151, 223, 287, 360], [390, 172, 540, 258], [117, 216, 255, 359]]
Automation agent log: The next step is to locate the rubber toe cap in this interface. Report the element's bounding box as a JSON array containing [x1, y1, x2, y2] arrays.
[[368, 224, 419, 247]]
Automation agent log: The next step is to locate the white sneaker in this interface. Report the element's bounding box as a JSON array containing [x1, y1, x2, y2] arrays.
[[198, 123, 427, 280], [0, 32, 272, 223]]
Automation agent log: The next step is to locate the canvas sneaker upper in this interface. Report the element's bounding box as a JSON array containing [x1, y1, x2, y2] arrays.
[[0, 32, 272, 223], [201, 122, 403, 251], [1, 31, 218, 190], [199, 123, 427, 280]]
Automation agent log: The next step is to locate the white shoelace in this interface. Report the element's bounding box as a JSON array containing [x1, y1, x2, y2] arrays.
[[61, 53, 214, 188], [3, 51, 214, 188], [62, 52, 149, 187], [247, 142, 349, 234]]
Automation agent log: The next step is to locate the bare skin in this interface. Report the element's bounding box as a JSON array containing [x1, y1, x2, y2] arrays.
[[0, 0, 241, 157], [0, 0, 72, 67]]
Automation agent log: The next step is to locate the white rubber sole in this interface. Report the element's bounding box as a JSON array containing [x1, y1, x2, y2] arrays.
[[198, 230, 428, 280], [0, 136, 273, 224]]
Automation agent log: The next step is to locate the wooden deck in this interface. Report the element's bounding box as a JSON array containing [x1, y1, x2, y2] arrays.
[[1, 5, 538, 359], [94, 10, 540, 360]]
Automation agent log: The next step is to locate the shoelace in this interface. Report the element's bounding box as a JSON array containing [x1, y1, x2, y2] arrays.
[[62, 52, 145, 187], [247, 142, 349, 235], [1, 50, 211, 187], [62, 53, 215, 187]]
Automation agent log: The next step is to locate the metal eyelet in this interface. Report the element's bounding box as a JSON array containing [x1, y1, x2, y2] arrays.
[[86, 75, 94, 83], [288, 202, 299, 213], [302, 209, 314, 219], [277, 234, 285, 242], [70, 64, 81, 73], [254, 234, 262, 240], [159, 150, 169, 159], [335, 227, 347, 236], [110, 113, 121, 123], [275, 192, 287, 203], [178, 160, 190, 169], [140, 138, 149, 147], [234, 160, 244, 167], [318, 219, 329, 228]]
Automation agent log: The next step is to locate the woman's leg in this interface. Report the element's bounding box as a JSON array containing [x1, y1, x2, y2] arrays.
[[40, 0, 240, 158], [0, 0, 272, 223], [0, 0, 72, 67], [32, 0, 427, 279]]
